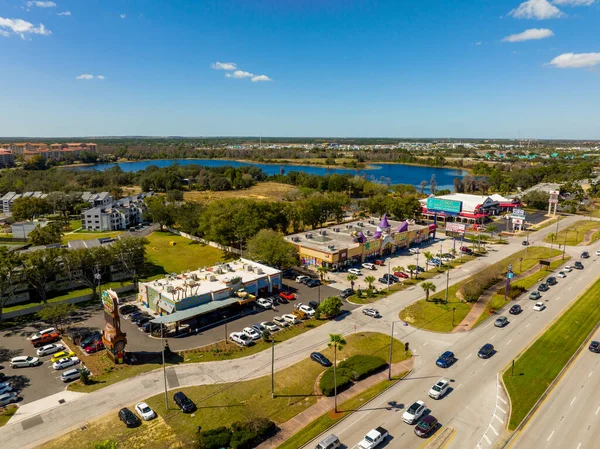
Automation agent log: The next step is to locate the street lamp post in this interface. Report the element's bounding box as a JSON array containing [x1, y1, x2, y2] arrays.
[[415, 251, 420, 279], [451, 308, 456, 327], [223, 315, 228, 344], [386, 258, 391, 291], [161, 332, 168, 409], [562, 231, 567, 260], [445, 268, 449, 304]]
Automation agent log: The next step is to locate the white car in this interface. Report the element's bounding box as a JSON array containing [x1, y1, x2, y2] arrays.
[[60, 368, 82, 382], [533, 302, 546, 311], [36, 343, 65, 357], [282, 314, 300, 324], [362, 263, 376, 270], [229, 332, 253, 346], [409, 248, 420, 254], [362, 308, 380, 318], [27, 327, 56, 341], [297, 305, 316, 316], [557, 271, 567, 278], [242, 327, 262, 340], [402, 400, 427, 424], [257, 298, 272, 309], [296, 275, 310, 283], [53, 357, 80, 370], [261, 321, 280, 332], [596, 250, 600, 256], [135, 402, 156, 420], [0, 382, 13, 395], [272, 316, 290, 327], [348, 268, 362, 276], [10, 356, 41, 368], [563, 266, 573, 272], [428, 378, 450, 400]]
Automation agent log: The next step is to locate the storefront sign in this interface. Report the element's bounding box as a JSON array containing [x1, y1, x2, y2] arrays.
[[549, 191, 560, 205], [445, 223, 466, 234], [511, 208, 526, 220], [427, 198, 462, 214]]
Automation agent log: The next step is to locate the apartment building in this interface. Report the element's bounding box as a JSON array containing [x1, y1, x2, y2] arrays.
[[0, 142, 97, 161], [0, 149, 15, 168], [1, 191, 47, 214], [81, 193, 152, 231]]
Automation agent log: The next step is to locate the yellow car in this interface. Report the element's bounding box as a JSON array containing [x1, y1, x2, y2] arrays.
[[51, 350, 75, 363]]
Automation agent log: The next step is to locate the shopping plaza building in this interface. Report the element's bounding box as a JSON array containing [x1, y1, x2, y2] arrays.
[[419, 193, 520, 225], [284, 215, 436, 270]]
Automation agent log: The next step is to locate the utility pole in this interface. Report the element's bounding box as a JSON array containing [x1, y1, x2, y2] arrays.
[[271, 340, 275, 398], [445, 268, 449, 304], [388, 321, 395, 380], [224, 315, 228, 344], [387, 258, 391, 291], [562, 231, 567, 260], [452, 308, 456, 327], [161, 332, 168, 410]]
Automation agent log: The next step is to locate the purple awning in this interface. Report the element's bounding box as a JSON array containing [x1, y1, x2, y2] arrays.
[[397, 221, 409, 232], [373, 231, 382, 239], [379, 213, 390, 229]]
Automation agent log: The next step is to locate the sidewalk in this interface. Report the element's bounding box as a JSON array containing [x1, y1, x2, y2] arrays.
[[257, 358, 414, 449]]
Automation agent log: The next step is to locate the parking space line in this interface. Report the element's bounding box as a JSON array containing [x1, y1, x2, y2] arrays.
[[483, 360, 490, 366], [547, 431, 554, 441], [595, 406, 600, 416], [483, 434, 492, 445], [466, 354, 472, 360], [490, 334, 497, 340], [576, 442, 582, 449], [497, 405, 507, 414], [506, 340, 512, 346], [498, 396, 507, 405], [493, 414, 503, 424], [488, 424, 499, 436], [570, 396, 577, 406], [422, 342, 429, 347], [589, 371, 593, 378]]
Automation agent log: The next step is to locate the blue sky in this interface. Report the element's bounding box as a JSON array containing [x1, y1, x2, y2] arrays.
[[1, 0, 599, 139]]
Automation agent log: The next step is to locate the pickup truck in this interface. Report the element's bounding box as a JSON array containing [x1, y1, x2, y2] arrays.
[[358, 426, 388, 449]]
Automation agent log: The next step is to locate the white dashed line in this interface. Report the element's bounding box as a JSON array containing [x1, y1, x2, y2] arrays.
[[488, 424, 499, 436], [589, 371, 593, 378], [556, 296, 561, 301], [483, 360, 490, 366], [570, 396, 577, 406], [525, 323, 531, 328], [576, 443, 582, 449], [466, 354, 473, 360], [547, 431, 554, 442], [506, 340, 513, 346], [490, 334, 497, 340], [595, 406, 600, 416]]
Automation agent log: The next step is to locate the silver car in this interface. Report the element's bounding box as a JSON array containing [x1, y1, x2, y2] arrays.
[[0, 392, 18, 407]]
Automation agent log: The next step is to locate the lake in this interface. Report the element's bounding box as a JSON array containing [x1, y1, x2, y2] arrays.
[[71, 159, 465, 190]]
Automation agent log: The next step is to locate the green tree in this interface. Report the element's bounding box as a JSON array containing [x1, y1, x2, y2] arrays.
[[421, 282, 436, 302], [522, 191, 551, 210], [328, 334, 347, 413], [0, 247, 21, 322], [11, 197, 52, 222], [486, 224, 498, 237], [62, 246, 115, 300], [37, 303, 73, 332], [29, 222, 63, 246], [145, 196, 176, 230], [316, 266, 328, 282], [392, 266, 405, 275], [346, 273, 358, 290], [317, 296, 343, 318], [110, 237, 148, 288], [364, 275, 376, 290], [407, 264, 417, 279], [246, 229, 298, 269], [22, 248, 64, 303], [93, 441, 118, 449], [423, 251, 434, 263]]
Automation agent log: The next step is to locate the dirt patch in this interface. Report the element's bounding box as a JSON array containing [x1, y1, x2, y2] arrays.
[[183, 182, 297, 204], [579, 228, 599, 246]]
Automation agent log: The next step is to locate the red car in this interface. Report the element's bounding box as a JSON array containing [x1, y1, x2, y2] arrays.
[[279, 291, 296, 301], [374, 260, 386, 266], [394, 271, 409, 278], [85, 341, 105, 354]]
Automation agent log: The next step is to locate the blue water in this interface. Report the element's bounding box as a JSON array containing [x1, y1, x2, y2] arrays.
[[71, 159, 465, 190]]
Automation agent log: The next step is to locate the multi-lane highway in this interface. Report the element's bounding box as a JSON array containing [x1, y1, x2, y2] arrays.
[[509, 327, 600, 449]]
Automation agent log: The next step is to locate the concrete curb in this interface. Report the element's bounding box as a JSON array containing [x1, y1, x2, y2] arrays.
[[423, 426, 455, 449]]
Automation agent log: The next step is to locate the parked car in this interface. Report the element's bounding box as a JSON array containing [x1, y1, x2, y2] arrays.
[[428, 378, 450, 400], [174, 392, 196, 413], [394, 271, 409, 278], [402, 400, 427, 424], [414, 415, 438, 438], [128, 311, 145, 321], [478, 344, 495, 359], [229, 332, 253, 346], [339, 288, 354, 299], [242, 327, 261, 340], [362, 263, 377, 270], [379, 274, 399, 283], [85, 341, 105, 354], [252, 323, 265, 334], [529, 291, 542, 300], [374, 260, 386, 266], [563, 266, 573, 272], [0, 392, 18, 407], [296, 275, 310, 283], [308, 300, 319, 310], [546, 277, 557, 286], [460, 246, 473, 254], [278, 291, 295, 301], [310, 352, 332, 367], [282, 314, 300, 324], [348, 268, 362, 275], [522, 240, 530, 246], [0, 382, 13, 395], [272, 316, 289, 328], [574, 261, 584, 270], [509, 304, 522, 315], [31, 331, 60, 348], [51, 351, 76, 363], [408, 248, 420, 254], [557, 271, 567, 278], [27, 327, 56, 341], [362, 308, 380, 318], [135, 402, 157, 420], [118, 304, 138, 315], [118, 407, 141, 428], [581, 251, 590, 259], [134, 315, 151, 327], [494, 316, 509, 328], [257, 298, 273, 309], [261, 321, 280, 332], [537, 283, 549, 292], [53, 357, 80, 370], [60, 368, 82, 382], [297, 304, 316, 316], [11, 356, 41, 368], [141, 322, 153, 333], [282, 268, 296, 279], [36, 343, 65, 357], [596, 250, 600, 256], [533, 302, 546, 311], [316, 434, 341, 449], [436, 351, 456, 368], [306, 279, 321, 288], [589, 341, 600, 353]]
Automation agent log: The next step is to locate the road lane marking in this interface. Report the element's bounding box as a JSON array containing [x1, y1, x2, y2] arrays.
[[497, 405, 507, 414], [525, 323, 531, 328], [466, 354, 472, 360], [571, 396, 577, 406], [488, 424, 499, 436], [422, 342, 429, 347], [547, 431, 554, 441], [483, 434, 492, 445], [490, 334, 497, 340], [457, 383, 463, 389], [493, 414, 503, 423], [589, 371, 593, 378], [596, 406, 600, 416], [506, 340, 513, 346], [576, 443, 582, 449], [483, 360, 490, 366]]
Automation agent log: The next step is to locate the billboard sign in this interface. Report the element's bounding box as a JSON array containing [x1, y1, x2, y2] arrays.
[[549, 190, 560, 205], [445, 223, 466, 234], [427, 198, 462, 214], [511, 208, 526, 219], [512, 218, 524, 225]]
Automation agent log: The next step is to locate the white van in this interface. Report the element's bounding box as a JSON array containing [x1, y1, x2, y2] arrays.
[[60, 368, 81, 382], [316, 434, 341, 449]]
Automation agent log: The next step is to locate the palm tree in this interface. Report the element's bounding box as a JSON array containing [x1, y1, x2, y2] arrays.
[[346, 273, 358, 290], [392, 266, 405, 276], [419, 180, 428, 194], [364, 275, 376, 290], [421, 282, 436, 302], [328, 333, 347, 412], [423, 251, 433, 267], [407, 264, 417, 279], [317, 266, 328, 282], [486, 224, 498, 238]]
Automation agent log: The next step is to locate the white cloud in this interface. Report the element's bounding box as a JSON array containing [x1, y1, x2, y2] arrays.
[[502, 28, 554, 42], [552, 0, 594, 5], [509, 0, 564, 19], [57, 11, 71, 16], [226, 70, 254, 79], [76, 74, 94, 79], [26, 1, 56, 7], [547, 52, 600, 68], [211, 62, 237, 70], [120, 14, 126, 19], [96, 75, 105, 80], [0, 30, 10, 37], [251, 75, 272, 82], [0, 17, 51, 38]]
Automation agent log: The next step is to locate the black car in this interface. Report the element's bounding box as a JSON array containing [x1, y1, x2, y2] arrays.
[[478, 343, 495, 359], [134, 315, 151, 326], [141, 322, 152, 333], [80, 332, 102, 349], [522, 240, 530, 246], [581, 251, 590, 259], [509, 304, 522, 315], [118, 304, 138, 315], [546, 277, 557, 286], [276, 295, 289, 304], [589, 341, 600, 353], [306, 279, 321, 288], [308, 300, 319, 310], [339, 288, 354, 299], [380, 274, 399, 283], [128, 311, 145, 321], [574, 261, 584, 269], [415, 414, 438, 438], [118, 407, 141, 428], [310, 352, 332, 367], [537, 283, 549, 292], [174, 392, 196, 413], [266, 296, 280, 306], [282, 268, 296, 279]]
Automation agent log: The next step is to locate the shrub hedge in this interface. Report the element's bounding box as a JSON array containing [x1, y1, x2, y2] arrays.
[[319, 355, 387, 396], [197, 418, 276, 449]]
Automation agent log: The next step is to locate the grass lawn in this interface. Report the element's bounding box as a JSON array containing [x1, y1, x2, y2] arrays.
[[543, 219, 600, 246], [68, 219, 81, 231], [183, 181, 297, 204], [0, 405, 17, 427], [62, 230, 123, 243], [48, 333, 410, 449], [531, 216, 562, 231], [144, 231, 230, 277], [399, 247, 562, 333], [503, 277, 600, 430]]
